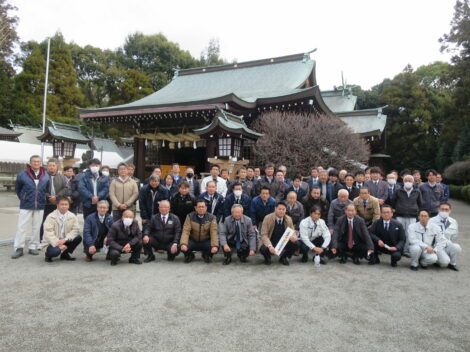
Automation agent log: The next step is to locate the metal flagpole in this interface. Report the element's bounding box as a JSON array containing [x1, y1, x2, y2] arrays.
[[40, 38, 51, 163]]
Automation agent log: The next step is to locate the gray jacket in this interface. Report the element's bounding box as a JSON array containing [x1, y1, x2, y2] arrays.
[[365, 180, 389, 201], [219, 215, 257, 251], [46, 173, 68, 204], [327, 199, 353, 229], [419, 183, 444, 214]]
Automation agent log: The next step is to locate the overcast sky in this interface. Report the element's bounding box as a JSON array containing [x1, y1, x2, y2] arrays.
[[10, 0, 456, 90]]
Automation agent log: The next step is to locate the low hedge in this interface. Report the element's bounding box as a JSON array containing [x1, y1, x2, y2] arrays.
[[449, 184, 470, 203]]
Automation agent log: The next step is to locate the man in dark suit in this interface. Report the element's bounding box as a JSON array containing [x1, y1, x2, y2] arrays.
[[223, 182, 251, 219], [354, 170, 366, 189], [198, 181, 224, 222], [343, 173, 359, 200], [385, 173, 400, 206], [253, 162, 284, 202], [328, 169, 344, 200], [142, 200, 181, 262], [107, 210, 142, 266], [368, 205, 405, 267], [306, 167, 320, 189], [331, 204, 374, 264], [285, 175, 308, 201], [365, 167, 389, 205]]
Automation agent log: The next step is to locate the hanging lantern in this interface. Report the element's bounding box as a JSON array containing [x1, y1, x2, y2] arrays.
[[144, 139, 148, 147], [178, 141, 182, 149], [193, 141, 197, 149], [162, 140, 165, 147]]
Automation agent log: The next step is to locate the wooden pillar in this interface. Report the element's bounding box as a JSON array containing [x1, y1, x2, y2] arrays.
[[134, 138, 146, 180]]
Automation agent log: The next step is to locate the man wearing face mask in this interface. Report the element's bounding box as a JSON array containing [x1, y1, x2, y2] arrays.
[[429, 202, 461, 271], [181, 167, 200, 197], [223, 182, 251, 219], [391, 174, 423, 256], [385, 173, 400, 206], [228, 167, 254, 197], [107, 210, 142, 266], [79, 159, 110, 219]]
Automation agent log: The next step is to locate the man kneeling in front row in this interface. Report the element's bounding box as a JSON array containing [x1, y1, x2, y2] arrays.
[[180, 200, 219, 263], [219, 204, 256, 265], [83, 200, 114, 262], [260, 202, 299, 266], [107, 210, 143, 266], [143, 200, 181, 262], [299, 205, 331, 264], [42, 197, 82, 263]]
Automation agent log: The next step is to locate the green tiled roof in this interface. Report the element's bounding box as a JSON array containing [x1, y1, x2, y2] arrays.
[[194, 109, 263, 140], [38, 121, 91, 143], [79, 53, 317, 114]]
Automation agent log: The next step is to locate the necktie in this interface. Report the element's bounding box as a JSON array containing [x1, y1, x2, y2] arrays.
[[348, 187, 351, 192], [363, 199, 367, 208], [235, 221, 241, 250], [442, 219, 449, 229], [235, 198, 240, 204], [278, 219, 282, 226], [50, 175, 56, 196], [162, 216, 166, 225], [384, 222, 389, 231], [348, 220, 353, 249], [209, 195, 213, 202], [314, 221, 317, 232]]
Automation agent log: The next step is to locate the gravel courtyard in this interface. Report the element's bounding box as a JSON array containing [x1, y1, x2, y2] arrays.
[[0, 199, 469, 352]]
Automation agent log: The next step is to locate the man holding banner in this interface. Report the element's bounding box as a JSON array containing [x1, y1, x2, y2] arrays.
[[259, 202, 299, 266]]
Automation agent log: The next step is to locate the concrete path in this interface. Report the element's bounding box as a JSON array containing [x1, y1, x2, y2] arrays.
[[0, 195, 469, 351]]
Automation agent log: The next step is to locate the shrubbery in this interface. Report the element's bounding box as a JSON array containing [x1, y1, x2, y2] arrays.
[[449, 184, 470, 203]]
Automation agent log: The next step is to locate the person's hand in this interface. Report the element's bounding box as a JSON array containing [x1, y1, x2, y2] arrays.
[[59, 245, 68, 252], [426, 246, 435, 254], [49, 195, 57, 204], [223, 244, 231, 252], [56, 239, 67, 246], [378, 199, 385, 205], [143, 236, 149, 244], [252, 225, 257, 231], [388, 247, 397, 252], [211, 246, 218, 254], [367, 250, 374, 256], [249, 250, 255, 256], [378, 240, 385, 247], [331, 248, 337, 254], [313, 247, 324, 254], [181, 244, 188, 252], [170, 244, 178, 254], [269, 246, 277, 255], [119, 204, 127, 210], [89, 246, 96, 255], [123, 244, 131, 253], [91, 196, 99, 204]]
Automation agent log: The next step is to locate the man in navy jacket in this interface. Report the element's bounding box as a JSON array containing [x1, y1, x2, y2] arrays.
[[223, 182, 251, 218], [12, 155, 50, 259], [79, 159, 110, 219], [83, 200, 114, 261]]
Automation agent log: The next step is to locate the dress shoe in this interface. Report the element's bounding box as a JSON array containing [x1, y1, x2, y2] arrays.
[[239, 256, 247, 263], [11, 248, 23, 259], [110, 260, 118, 266], [319, 256, 327, 265], [391, 260, 397, 267], [28, 249, 39, 256], [339, 255, 347, 264], [300, 253, 308, 263], [409, 265, 418, 271], [184, 252, 195, 263], [279, 256, 289, 266], [263, 255, 271, 265], [60, 252, 76, 261], [167, 254, 176, 262], [105, 253, 111, 261], [85, 256, 93, 262], [144, 255, 155, 263], [223, 256, 232, 265], [448, 264, 459, 271], [419, 263, 428, 269], [202, 253, 211, 263], [129, 258, 142, 264], [353, 256, 360, 265], [45, 257, 53, 263]]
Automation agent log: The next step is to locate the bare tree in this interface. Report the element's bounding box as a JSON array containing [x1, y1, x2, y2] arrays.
[[251, 111, 370, 174]]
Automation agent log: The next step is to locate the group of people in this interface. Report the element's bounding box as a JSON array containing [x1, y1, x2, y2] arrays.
[[11, 156, 462, 271]]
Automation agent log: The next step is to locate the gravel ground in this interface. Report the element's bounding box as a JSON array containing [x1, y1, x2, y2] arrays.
[[0, 200, 469, 352]]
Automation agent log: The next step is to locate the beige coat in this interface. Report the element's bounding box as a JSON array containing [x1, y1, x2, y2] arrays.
[[41, 210, 81, 249], [353, 195, 381, 223], [261, 213, 294, 247], [109, 177, 139, 211]]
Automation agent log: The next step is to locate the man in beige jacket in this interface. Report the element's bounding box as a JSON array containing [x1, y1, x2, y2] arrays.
[[109, 163, 139, 221], [42, 197, 82, 263]]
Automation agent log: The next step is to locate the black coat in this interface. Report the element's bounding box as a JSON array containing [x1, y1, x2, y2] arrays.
[[284, 185, 308, 202], [223, 192, 251, 218], [107, 220, 142, 251], [302, 196, 329, 220], [66, 176, 81, 212], [170, 193, 196, 225], [139, 184, 170, 220], [332, 215, 374, 250], [344, 185, 359, 201], [369, 218, 405, 252], [143, 212, 181, 245]]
